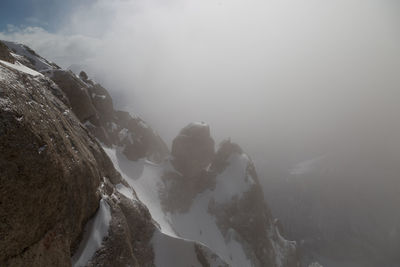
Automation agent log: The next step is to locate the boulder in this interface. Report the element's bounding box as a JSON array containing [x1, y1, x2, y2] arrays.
[[0, 63, 121, 266], [171, 122, 215, 177], [50, 70, 98, 123]]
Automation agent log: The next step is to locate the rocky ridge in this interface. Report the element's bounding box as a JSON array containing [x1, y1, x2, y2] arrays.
[[162, 123, 300, 267], [0, 41, 225, 266], [0, 40, 300, 267]]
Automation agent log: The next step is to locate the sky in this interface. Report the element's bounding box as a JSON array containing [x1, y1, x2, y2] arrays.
[[1, 0, 400, 174], [0, 0, 93, 32]]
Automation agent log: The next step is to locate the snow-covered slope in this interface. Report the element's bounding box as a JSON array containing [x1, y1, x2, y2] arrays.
[[0, 40, 227, 267], [103, 147, 256, 266], [72, 199, 112, 267], [1, 40, 300, 267], [103, 126, 300, 267], [0, 59, 43, 77], [1, 40, 59, 71]]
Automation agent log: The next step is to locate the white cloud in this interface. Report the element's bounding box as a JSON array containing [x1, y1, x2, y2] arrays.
[[1, 0, 400, 161], [0, 26, 100, 68]]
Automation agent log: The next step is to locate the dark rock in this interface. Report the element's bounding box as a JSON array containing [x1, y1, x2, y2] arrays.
[[211, 139, 243, 173], [50, 70, 98, 123], [85, 188, 155, 267], [162, 123, 301, 267], [171, 122, 215, 177], [46, 69, 169, 161], [0, 64, 121, 266], [88, 84, 114, 123], [0, 41, 15, 63], [79, 71, 89, 81], [114, 111, 169, 162]]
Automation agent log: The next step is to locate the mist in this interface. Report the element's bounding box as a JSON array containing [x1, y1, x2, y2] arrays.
[[2, 0, 400, 178], [2, 0, 400, 163], [2, 0, 400, 265]]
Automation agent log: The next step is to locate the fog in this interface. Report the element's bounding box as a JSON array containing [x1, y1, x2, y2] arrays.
[[2, 1, 400, 264], [2, 1, 400, 166]]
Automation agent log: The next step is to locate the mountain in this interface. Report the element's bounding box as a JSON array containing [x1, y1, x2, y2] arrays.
[[0, 41, 300, 267], [264, 150, 400, 267]]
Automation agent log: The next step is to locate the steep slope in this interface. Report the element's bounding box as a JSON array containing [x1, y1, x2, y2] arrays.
[[0, 41, 227, 267], [1, 40, 60, 71], [161, 124, 300, 267], [0, 49, 119, 265], [1, 40, 300, 267], [103, 122, 300, 267]]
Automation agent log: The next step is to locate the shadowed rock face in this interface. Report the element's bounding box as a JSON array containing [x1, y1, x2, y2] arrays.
[[163, 125, 301, 267], [0, 50, 161, 267], [161, 122, 216, 212], [43, 69, 169, 163], [1, 41, 298, 267], [171, 122, 215, 178], [0, 63, 122, 266], [0, 41, 15, 63], [1, 46, 228, 267], [50, 70, 98, 123]]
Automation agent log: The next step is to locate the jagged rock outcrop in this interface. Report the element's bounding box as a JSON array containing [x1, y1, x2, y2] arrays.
[[1, 40, 60, 71], [171, 122, 215, 178], [0, 59, 120, 266], [41, 68, 168, 163], [2, 41, 168, 164], [161, 123, 300, 267], [0, 42, 228, 267]]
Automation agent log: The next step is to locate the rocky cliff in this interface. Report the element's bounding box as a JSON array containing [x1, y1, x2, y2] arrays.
[[162, 123, 300, 267], [0, 40, 300, 267]]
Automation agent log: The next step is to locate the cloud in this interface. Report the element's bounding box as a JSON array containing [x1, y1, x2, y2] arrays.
[[0, 25, 100, 68], [1, 0, 400, 164]]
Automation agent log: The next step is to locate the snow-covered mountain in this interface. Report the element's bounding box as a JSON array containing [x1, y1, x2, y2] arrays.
[[0, 41, 300, 267]]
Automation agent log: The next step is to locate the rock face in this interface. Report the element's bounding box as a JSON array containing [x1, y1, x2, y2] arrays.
[[0, 42, 229, 267], [1, 41, 299, 267], [1, 40, 60, 70], [171, 122, 215, 178], [42, 69, 168, 163], [0, 41, 15, 63], [1, 41, 168, 163], [0, 59, 117, 266], [162, 124, 300, 267]]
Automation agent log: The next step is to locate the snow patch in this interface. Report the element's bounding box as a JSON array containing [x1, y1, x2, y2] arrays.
[[2, 41, 54, 71], [118, 128, 133, 144], [139, 120, 149, 129], [91, 93, 106, 99], [103, 146, 176, 236], [0, 59, 43, 77], [38, 145, 47, 154], [213, 153, 252, 203], [103, 147, 254, 266], [166, 153, 254, 266], [115, 183, 134, 200], [72, 199, 112, 267]]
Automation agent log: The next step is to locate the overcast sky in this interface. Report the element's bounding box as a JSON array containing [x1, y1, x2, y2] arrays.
[[1, 0, 400, 171]]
